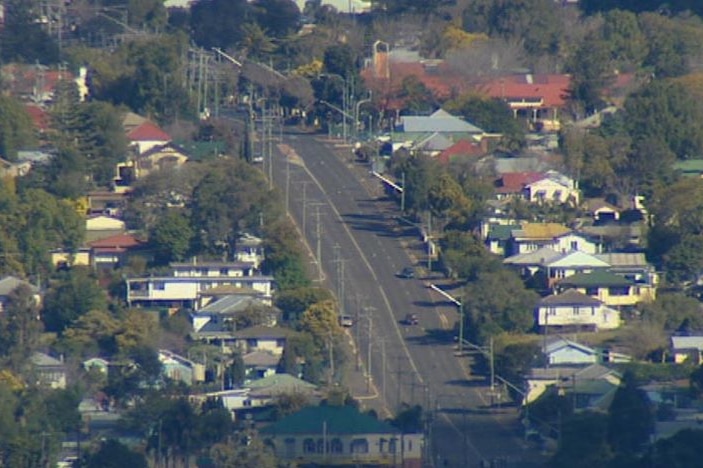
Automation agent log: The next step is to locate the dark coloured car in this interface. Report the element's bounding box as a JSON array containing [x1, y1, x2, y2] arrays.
[[397, 267, 415, 279], [403, 313, 419, 325]]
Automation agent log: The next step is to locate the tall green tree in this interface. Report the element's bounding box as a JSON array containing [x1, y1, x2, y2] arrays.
[[0, 0, 59, 64], [261, 219, 310, 290], [190, 159, 275, 255], [0, 284, 42, 370], [462, 268, 539, 342], [607, 372, 654, 455], [549, 412, 613, 468], [624, 80, 703, 160], [17, 188, 85, 275], [42, 267, 107, 333], [0, 96, 36, 161], [149, 210, 194, 265], [602, 9, 647, 67], [568, 37, 614, 113], [86, 439, 148, 468], [462, 0, 562, 56], [190, 0, 253, 49], [252, 0, 301, 38]]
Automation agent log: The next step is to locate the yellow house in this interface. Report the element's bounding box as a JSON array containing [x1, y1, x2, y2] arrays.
[[50, 248, 91, 268], [114, 143, 190, 191], [556, 270, 656, 307]]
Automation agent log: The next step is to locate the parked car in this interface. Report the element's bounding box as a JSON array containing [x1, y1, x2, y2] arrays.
[[403, 313, 419, 325], [397, 267, 415, 279]]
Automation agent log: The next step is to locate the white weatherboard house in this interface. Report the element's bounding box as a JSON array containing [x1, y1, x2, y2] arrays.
[[671, 336, 703, 364], [507, 223, 601, 256], [536, 289, 622, 331], [524, 171, 579, 204], [127, 261, 273, 308]]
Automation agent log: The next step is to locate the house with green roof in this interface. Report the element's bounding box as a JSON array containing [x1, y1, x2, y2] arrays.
[[673, 159, 703, 178], [556, 270, 655, 307], [260, 405, 423, 467], [485, 223, 521, 256]]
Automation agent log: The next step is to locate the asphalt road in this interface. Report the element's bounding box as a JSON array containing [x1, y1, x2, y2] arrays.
[[268, 131, 544, 467]]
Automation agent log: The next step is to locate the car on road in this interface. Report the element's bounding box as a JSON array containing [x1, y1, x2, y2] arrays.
[[403, 313, 419, 325], [397, 267, 415, 279], [339, 315, 353, 327]]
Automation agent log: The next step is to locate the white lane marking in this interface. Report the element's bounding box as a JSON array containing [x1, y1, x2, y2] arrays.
[[299, 156, 424, 384]]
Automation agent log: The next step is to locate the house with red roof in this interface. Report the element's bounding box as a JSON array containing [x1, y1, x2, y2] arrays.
[[126, 120, 172, 154], [88, 232, 148, 271], [115, 113, 178, 192], [436, 139, 487, 165], [1, 64, 76, 104], [24, 104, 50, 134], [476, 74, 571, 131]]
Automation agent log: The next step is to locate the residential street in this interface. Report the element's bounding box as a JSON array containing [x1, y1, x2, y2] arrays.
[[269, 130, 545, 467]]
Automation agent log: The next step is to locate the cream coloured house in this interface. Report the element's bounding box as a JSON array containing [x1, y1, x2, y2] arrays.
[[536, 289, 622, 331]]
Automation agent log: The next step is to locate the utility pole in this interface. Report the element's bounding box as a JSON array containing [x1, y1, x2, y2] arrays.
[[267, 110, 274, 188], [400, 171, 406, 213], [363, 309, 375, 393], [300, 181, 310, 234], [395, 355, 404, 408], [313, 204, 324, 281], [328, 329, 335, 385], [285, 151, 291, 214], [458, 301, 464, 356], [381, 339, 388, 403], [427, 211, 433, 271]]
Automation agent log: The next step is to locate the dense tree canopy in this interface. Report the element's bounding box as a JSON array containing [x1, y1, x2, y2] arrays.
[[462, 268, 539, 342]]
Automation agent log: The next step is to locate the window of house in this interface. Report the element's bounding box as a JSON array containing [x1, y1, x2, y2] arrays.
[[247, 339, 258, 348], [536, 190, 547, 200], [585, 287, 598, 296], [609, 286, 630, 296], [303, 438, 315, 454], [407, 439, 412, 451], [316, 439, 325, 454], [379, 438, 386, 453], [284, 438, 296, 458], [153, 281, 165, 290], [276, 339, 286, 347], [389, 438, 397, 453], [197, 268, 208, 275], [350, 439, 368, 454], [548, 308, 557, 316], [553, 190, 562, 201], [330, 438, 343, 454], [220, 268, 229, 275], [570, 240, 578, 250], [572, 307, 580, 316]]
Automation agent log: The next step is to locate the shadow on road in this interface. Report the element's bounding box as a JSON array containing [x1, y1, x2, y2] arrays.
[[404, 328, 455, 346], [445, 378, 488, 388]]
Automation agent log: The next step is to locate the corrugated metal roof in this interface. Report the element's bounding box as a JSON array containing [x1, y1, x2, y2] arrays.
[[672, 336, 703, 351], [594, 253, 647, 268], [544, 251, 610, 268], [400, 114, 484, 133], [539, 289, 603, 306], [558, 270, 633, 287], [260, 405, 398, 435], [503, 246, 560, 265], [514, 223, 571, 240]]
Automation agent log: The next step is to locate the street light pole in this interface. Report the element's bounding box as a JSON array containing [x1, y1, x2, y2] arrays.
[[458, 301, 464, 356], [355, 95, 372, 141]]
